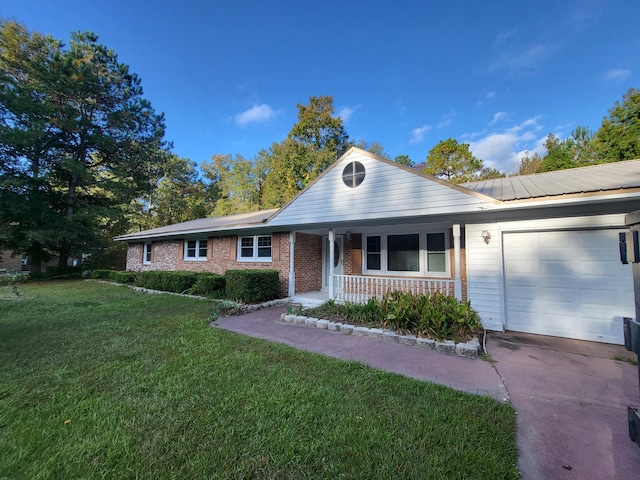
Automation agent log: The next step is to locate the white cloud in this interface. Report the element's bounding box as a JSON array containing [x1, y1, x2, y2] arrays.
[[489, 111, 508, 125], [337, 104, 361, 122], [234, 104, 278, 126], [409, 125, 431, 144], [494, 29, 516, 47], [476, 91, 496, 107], [437, 110, 457, 128], [604, 68, 631, 82], [485, 42, 558, 77], [469, 117, 545, 173]]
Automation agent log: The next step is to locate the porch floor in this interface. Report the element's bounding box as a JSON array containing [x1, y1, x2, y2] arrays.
[[290, 290, 330, 308]]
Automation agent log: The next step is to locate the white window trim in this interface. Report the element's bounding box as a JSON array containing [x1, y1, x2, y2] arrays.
[[184, 239, 208, 261], [237, 235, 272, 262], [362, 231, 450, 277], [143, 242, 152, 264]]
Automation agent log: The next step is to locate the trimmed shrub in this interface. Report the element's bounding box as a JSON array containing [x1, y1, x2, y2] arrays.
[[133, 271, 199, 293], [225, 269, 280, 303], [189, 274, 226, 297], [110, 271, 135, 284], [133, 271, 163, 291], [91, 269, 113, 279]]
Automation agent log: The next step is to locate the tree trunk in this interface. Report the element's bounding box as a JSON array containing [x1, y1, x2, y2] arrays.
[[58, 170, 79, 268]]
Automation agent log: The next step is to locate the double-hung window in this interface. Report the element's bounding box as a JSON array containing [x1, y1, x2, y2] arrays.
[[184, 239, 208, 261], [366, 236, 381, 270], [238, 235, 272, 262], [143, 243, 152, 264], [426, 233, 446, 273]]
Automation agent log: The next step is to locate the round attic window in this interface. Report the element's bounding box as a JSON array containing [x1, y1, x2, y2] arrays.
[[342, 161, 366, 188]]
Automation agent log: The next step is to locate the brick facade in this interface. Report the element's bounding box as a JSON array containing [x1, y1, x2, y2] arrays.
[[125, 228, 466, 301], [0, 251, 25, 272], [126, 232, 327, 297], [293, 233, 322, 294]]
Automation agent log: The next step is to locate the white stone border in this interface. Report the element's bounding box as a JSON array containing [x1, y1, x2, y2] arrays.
[[279, 313, 481, 357]]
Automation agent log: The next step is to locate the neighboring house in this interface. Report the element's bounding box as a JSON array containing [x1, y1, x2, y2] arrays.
[[0, 251, 76, 274], [0, 251, 30, 273], [116, 148, 640, 345]]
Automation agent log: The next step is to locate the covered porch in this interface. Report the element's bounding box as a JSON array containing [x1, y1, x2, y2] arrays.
[[287, 223, 464, 307]]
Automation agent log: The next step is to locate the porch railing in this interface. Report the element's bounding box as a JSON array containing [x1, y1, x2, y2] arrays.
[[333, 275, 456, 303]]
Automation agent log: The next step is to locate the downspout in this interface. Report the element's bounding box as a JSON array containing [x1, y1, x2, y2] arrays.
[[453, 224, 462, 300], [288, 231, 296, 296], [328, 229, 335, 299]]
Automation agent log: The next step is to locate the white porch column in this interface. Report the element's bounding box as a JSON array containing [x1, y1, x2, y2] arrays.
[[328, 228, 335, 299], [453, 224, 462, 300], [288, 231, 295, 296]]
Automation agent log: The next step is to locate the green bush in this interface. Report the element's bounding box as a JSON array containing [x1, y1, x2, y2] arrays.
[[303, 291, 481, 341], [225, 269, 280, 303], [380, 291, 481, 340], [91, 269, 113, 279], [110, 271, 135, 284], [189, 274, 226, 297], [133, 271, 200, 293]]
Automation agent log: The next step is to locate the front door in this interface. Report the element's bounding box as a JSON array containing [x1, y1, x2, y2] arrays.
[[323, 235, 343, 290]]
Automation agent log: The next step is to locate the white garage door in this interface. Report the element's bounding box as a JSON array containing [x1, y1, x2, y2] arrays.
[[503, 229, 634, 344]]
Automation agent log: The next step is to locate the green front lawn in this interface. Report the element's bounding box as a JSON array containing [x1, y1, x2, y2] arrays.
[[0, 281, 518, 479]]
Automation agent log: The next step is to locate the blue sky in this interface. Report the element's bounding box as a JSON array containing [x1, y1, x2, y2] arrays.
[[3, 0, 639, 173]]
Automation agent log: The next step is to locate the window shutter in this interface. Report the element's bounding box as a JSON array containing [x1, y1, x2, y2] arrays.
[[351, 233, 362, 275], [229, 236, 237, 260], [272, 234, 280, 261]]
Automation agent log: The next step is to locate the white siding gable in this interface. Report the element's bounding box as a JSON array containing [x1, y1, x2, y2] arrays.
[[268, 149, 495, 227]]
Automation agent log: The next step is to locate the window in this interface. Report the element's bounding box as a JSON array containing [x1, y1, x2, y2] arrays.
[[363, 231, 448, 276], [238, 235, 272, 262], [143, 243, 152, 264], [426, 233, 446, 272], [366, 236, 381, 270], [342, 161, 366, 188], [387, 234, 420, 272], [184, 239, 207, 260]]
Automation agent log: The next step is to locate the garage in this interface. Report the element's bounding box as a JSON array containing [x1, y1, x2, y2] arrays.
[[503, 229, 634, 344]]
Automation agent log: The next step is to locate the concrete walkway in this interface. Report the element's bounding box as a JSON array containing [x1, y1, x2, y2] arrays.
[[213, 306, 640, 480]]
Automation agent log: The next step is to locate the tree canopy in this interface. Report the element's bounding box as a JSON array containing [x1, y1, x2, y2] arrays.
[[423, 139, 484, 183], [595, 87, 640, 162], [0, 20, 168, 270]]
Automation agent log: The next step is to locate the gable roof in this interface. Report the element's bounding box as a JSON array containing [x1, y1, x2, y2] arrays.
[[266, 147, 498, 228], [114, 209, 278, 242], [462, 159, 640, 201], [115, 152, 640, 242]]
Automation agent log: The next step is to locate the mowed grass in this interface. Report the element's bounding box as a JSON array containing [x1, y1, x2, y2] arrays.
[[0, 281, 519, 479]]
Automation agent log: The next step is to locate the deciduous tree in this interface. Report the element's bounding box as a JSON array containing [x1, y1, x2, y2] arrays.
[[595, 87, 640, 161]]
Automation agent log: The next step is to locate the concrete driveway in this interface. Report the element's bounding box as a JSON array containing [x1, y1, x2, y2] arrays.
[[214, 306, 640, 479], [487, 332, 640, 480]]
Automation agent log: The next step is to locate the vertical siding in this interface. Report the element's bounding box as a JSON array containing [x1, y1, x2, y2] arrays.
[[465, 223, 504, 331]]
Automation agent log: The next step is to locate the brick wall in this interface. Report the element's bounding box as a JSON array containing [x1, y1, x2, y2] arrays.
[[0, 251, 25, 272], [293, 233, 322, 294], [125, 232, 326, 296], [126, 233, 293, 296]]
